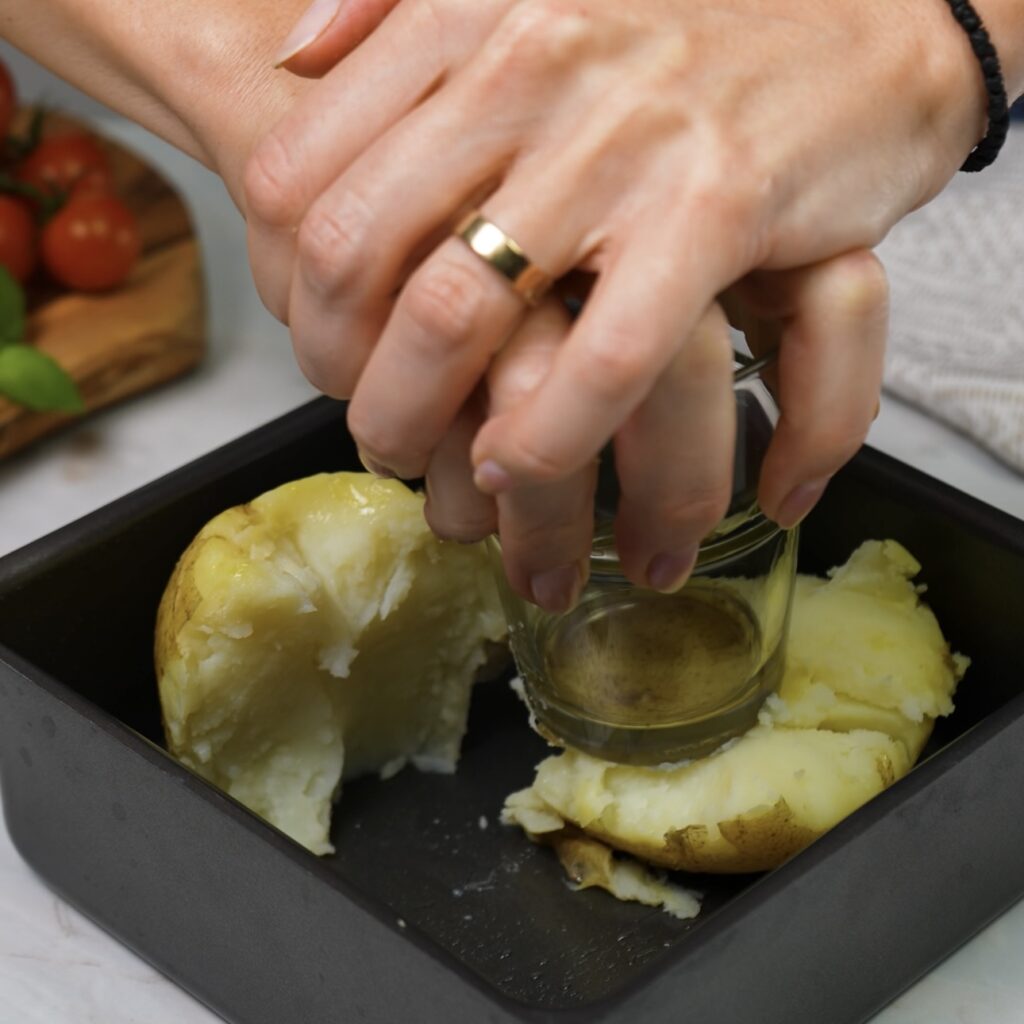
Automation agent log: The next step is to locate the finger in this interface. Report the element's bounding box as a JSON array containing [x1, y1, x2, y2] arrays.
[[244, 0, 510, 319], [281, 0, 594, 403], [276, 0, 401, 77], [342, 125, 617, 474], [487, 301, 597, 613], [498, 471, 598, 614], [719, 285, 782, 395], [422, 388, 497, 543], [470, 207, 742, 493], [284, 77, 514, 398], [249, 0, 515, 226], [340, 14, 696, 474], [341, 231, 530, 472], [613, 303, 736, 593], [743, 250, 889, 527]]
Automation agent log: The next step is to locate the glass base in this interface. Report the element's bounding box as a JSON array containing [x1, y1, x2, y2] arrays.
[[521, 584, 786, 765]]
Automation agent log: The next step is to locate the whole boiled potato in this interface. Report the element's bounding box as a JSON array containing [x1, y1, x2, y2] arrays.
[[505, 541, 968, 875], [156, 473, 505, 855]]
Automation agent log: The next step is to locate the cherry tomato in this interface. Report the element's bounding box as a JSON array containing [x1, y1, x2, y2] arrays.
[[41, 194, 141, 291], [17, 133, 113, 199], [67, 166, 116, 201], [0, 194, 36, 283], [0, 61, 15, 140]]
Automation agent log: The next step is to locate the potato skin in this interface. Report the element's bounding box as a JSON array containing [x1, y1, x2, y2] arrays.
[[528, 725, 912, 874]]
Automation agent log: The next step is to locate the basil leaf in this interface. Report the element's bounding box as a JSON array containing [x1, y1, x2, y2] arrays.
[[0, 268, 26, 347], [0, 344, 84, 412]]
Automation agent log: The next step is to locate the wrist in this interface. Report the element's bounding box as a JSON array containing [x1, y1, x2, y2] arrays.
[[0, 0, 311, 208], [150, 4, 312, 204], [899, 0, 1017, 196], [939, 0, 1015, 170]]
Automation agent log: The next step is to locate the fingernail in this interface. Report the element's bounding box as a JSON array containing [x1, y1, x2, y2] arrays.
[[530, 564, 583, 615], [358, 448, 396, 479], [647, 545, 699, 594], [473, 459, 513, 496], [274, 0, 342, 66], [775, 477, 830, 529]]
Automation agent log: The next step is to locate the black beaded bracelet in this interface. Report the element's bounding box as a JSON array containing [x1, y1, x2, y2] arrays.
[[940, 0, 1010, 171]]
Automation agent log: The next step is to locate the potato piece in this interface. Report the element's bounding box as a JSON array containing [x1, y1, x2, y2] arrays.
[[551, 832, 700, 919], [519, 726, 910, 874], [501, 790, 700, 917], [505, 540, 966, 876], [786, 540, 963, 722], [760, 667, 934, 761], [156, 473, 505, 855]]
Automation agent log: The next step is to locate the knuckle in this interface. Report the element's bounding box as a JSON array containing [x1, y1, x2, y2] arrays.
[[784, 413, 869, 475], [296, 191, 372, 296], [649, 31, 697, 78], [817, 421, 869, 467], [505, 517, 583, 564], [244, 132, 301, 227], [504, 432, 571, 482], [291, 339, 355, 399], [346, 405, 422, 473], [654, 488, 732, 540], [829, 251, 890, 319], [489, 0, 588, 75], [488, 350, 550, 412], [694, 171, 759, 233], [402, 259, 485, 359], [578, 330, 650, 400], [684, 322, 733, 381], [425, 506, 496, 544], [686, 152, 771, 267]]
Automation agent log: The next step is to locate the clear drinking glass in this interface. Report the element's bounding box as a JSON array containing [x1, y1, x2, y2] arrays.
[[489, 364, 798, 766]]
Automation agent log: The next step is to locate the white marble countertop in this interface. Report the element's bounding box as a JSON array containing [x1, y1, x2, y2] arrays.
[[2, 46, 1024, 1024]]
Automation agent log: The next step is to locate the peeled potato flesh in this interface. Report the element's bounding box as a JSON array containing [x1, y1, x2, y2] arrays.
[[156, 473, 506, 855], [504, 540, 967, 875]]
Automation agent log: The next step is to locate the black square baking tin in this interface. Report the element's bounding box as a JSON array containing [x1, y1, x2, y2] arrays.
[[2, 398, 1024, 1024]]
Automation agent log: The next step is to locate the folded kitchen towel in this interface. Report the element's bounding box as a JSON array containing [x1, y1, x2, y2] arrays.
[[876, 125, 1024, 472]]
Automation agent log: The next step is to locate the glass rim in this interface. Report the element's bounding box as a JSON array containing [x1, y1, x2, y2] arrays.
[[590, 513, 790, 579]]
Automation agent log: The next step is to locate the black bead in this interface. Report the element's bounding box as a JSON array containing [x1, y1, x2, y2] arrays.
[[942, 0, 1009, 171]]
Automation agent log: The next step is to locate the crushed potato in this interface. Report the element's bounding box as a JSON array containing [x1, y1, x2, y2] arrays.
[[156, 475, 966, 921], [504, 540, 968, 894]]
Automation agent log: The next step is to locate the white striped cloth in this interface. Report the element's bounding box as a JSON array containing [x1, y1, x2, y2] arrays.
[[877, 125, 1024, 472]]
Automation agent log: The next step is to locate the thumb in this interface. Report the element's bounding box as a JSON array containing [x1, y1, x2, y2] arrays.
[[274, 0, 402, 78]]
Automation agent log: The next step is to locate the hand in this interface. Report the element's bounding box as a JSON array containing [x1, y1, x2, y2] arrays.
[[422, 248, 888, 610], [243, 0, 981, 602]]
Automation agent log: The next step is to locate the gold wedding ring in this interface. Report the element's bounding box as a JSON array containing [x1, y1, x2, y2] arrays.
[[455, 212, 553, 306]]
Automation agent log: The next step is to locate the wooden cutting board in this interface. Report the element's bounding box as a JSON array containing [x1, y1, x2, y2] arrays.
[[0, 112, 205, 460]]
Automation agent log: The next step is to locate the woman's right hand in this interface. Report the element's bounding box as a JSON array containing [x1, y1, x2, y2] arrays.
[[265, 0, 895, 609], [242, 0, 1008, 608]]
